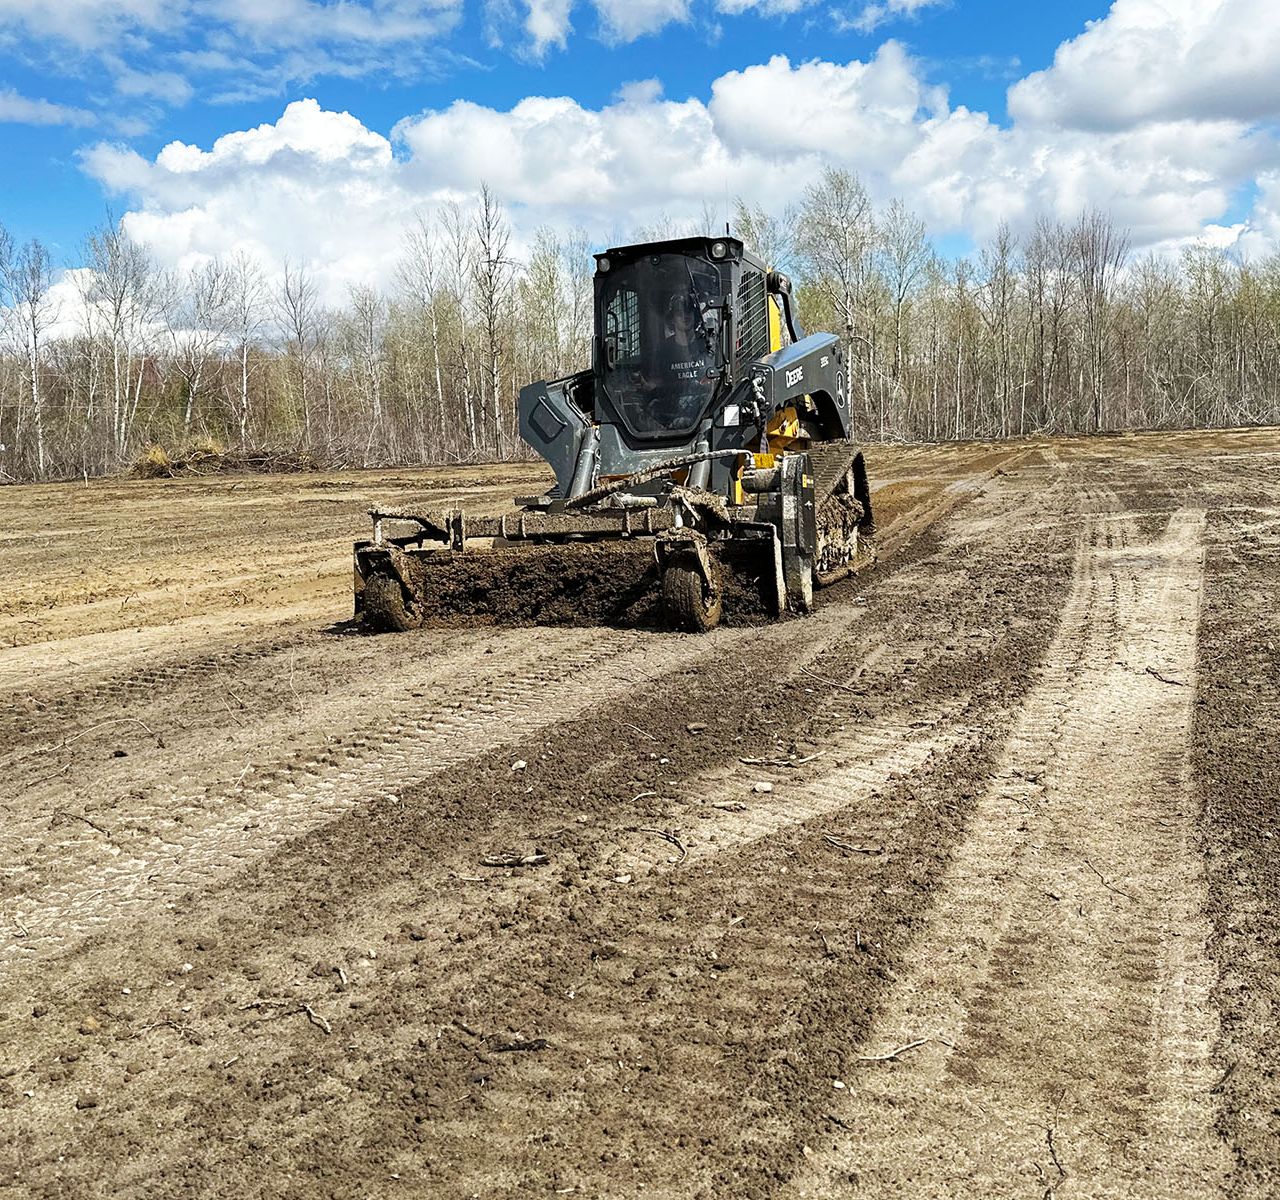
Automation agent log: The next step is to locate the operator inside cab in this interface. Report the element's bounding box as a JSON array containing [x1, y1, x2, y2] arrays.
[[601, 253, 724, 439]]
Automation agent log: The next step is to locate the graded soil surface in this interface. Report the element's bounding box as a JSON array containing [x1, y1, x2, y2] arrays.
[[2, 430, 1278, 1198]]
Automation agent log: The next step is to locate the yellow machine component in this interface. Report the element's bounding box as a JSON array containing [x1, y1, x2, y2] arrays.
[[764, 407, 804, 455], [728, 298, 798, 504]]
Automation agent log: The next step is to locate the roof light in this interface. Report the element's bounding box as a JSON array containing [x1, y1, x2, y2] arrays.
[[710, 240, 728, 259]]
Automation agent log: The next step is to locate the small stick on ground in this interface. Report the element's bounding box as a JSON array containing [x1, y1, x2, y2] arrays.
[[1210, 1061, 1237, 1094], [219, 694, 247, 728], [287, 652, 303, 709], [54, 810, 112, 839], [622, 722, 657, 742], [639, 826, 687, 863], [216, 669, 250, 710], [800, 666, 863, 694], [240, 999, 331, 1035], [62, 717, 155, 746], [482, 851, 549, 868], [823, 834, 882, 855], [22, 762, 71, 792], [814, 925, 835, 958], [301, 1004, 331, 1034], [857, 1035, 954, 1063], [1047, 1124, 1067, 1181], [1145, 666, 1187, 686], [632, 790, 658, 802], [135, 1018, 201, 1043], [1083, 856, 1135, 901], [740, 752, 828, 769]]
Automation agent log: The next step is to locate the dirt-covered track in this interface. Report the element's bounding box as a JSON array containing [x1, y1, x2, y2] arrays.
[[2, 430, 1279, 1199]]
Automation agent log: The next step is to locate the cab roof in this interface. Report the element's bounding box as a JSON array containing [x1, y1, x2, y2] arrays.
[[594, 236, 767, 273]]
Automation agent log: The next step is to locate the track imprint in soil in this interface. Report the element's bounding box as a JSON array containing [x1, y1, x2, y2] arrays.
[[787, 508, 1229, 1199]]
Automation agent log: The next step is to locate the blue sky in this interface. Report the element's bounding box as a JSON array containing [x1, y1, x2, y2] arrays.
[[1, 0, 1275, 291]]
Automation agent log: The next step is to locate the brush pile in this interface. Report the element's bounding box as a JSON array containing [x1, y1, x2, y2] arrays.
[[131, 443, 317, 479]]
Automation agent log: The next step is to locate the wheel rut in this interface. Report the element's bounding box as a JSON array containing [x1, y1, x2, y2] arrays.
[[0, 625, 724, 968], [786, 507, 1228, 1199]]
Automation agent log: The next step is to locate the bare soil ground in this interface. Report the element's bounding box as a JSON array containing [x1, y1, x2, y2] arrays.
[[2, 430, 1278, 1198]]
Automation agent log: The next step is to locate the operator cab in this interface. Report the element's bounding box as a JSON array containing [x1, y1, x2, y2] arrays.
[[594, 237, 772, 443]]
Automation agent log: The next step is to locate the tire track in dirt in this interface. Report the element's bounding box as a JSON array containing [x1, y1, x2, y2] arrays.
[[0, 624, 732, 968], [606, 700, 975, 877], [786, 507, 1227, 1199], [0, 460, 1009, 974]]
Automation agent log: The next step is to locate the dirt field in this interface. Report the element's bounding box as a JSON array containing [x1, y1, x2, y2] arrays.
[[2, 429, 1279, 1198]]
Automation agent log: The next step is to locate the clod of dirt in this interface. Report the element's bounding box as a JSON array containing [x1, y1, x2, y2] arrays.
[[754, 781, 774, 793], [77, 1017, 100, 1035], [74, 1094, 99, 1110]]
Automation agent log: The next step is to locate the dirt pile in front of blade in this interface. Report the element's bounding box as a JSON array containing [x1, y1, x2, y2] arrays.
[[406, 540, 778, 628]]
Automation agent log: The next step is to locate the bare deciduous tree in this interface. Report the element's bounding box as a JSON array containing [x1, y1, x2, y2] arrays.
[[473, 184, 514, 456], [0, 228, 58, 477], [227, 251, 267, 444], [278, 257, 319, 445]]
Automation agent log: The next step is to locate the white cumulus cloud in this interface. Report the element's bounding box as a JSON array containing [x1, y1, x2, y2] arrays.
[[77, 35, 1280, 298], [81, 99, 412, 302], [1009, 0, 1280, 130], [525, 0, 575, 54]]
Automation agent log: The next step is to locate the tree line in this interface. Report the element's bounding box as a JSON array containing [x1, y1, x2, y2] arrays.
[[1, 171, 1277, 482]]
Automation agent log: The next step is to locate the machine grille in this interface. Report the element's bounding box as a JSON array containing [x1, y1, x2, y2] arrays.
[[737, 269, 770, 363]]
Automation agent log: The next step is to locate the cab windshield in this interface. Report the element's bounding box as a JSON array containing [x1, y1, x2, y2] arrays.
[[600, 255, 724, 438]]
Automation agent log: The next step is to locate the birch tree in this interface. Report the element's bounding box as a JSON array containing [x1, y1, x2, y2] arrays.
[[226, 251, 267, 444], [278, 258, 319, 444], [0, 230, 58, 477]]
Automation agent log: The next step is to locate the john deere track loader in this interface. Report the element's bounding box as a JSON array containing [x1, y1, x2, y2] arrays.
[[355, 235, 873, 632]]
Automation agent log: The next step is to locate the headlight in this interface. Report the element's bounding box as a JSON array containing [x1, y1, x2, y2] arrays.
[[710, 240, 727, 259], [598, 256, 611, 272]]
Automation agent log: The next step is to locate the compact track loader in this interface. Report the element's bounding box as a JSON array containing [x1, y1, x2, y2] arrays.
[[355, 235, 874, 632]]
